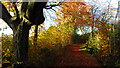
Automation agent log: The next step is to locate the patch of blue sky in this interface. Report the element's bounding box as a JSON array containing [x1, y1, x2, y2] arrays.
[[43, 5, 60, 29]]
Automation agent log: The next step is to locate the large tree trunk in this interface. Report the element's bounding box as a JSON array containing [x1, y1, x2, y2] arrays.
[[0, 2, 47, 67], [12, 22, 31, 67]]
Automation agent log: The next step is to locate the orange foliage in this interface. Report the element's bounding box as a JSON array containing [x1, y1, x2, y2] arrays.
[[57, 2, 92, 28]]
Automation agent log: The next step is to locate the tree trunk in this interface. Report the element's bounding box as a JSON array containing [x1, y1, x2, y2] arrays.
[[33, 25, 38, 46], [72, 27, 78, 44], [12, 21, 31, 67]]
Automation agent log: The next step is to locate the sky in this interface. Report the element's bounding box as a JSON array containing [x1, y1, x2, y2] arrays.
[[0, 19, 13, 35], [0, 0, 119, 35]]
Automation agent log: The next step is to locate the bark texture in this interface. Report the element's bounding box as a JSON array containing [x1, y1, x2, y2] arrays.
[[0, 2, 47, 67], [12, 22, 31, 65]]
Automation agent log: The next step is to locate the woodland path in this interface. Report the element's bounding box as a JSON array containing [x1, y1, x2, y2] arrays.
[[53, 43, 102, 67]]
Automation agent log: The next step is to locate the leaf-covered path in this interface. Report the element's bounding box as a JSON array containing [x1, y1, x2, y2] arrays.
[[53, 43, 101, 67]]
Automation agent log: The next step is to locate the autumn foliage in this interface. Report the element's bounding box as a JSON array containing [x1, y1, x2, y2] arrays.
[[56, 2, 92, 28], [2, 1, 120, 67], [55, 1, 119, 66]]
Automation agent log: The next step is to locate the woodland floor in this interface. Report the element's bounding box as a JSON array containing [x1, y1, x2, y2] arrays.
[[53, 43, 102, 67]]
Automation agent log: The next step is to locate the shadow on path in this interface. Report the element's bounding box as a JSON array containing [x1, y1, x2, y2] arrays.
[[53, 43, 102, 67]]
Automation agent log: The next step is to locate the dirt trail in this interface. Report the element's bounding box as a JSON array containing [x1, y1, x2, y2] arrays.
[[53, 43, 101, 67]]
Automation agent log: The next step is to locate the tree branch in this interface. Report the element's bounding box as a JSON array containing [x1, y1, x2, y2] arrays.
[[21, 2, 28, 17], [12, 2, 20, 19], [45, 2, 62, 9], [0, 2, 14, 29]]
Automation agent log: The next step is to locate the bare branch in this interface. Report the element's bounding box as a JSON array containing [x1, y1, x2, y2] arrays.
[[45, 2, 62, 9]]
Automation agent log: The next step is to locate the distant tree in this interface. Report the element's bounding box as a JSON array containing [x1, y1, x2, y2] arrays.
[[55, 2, 92, 43]]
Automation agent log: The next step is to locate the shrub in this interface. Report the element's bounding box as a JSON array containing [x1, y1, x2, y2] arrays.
[[2, 34, 13, 64], [28, 45, 57, 67]]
